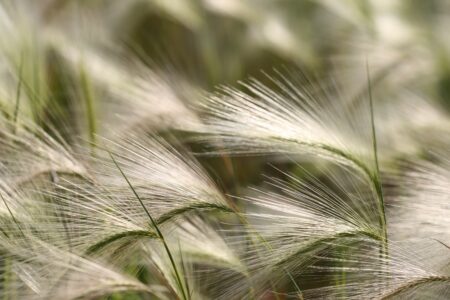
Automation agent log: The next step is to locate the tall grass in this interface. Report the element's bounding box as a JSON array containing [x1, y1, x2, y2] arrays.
[[1, 0, 450, 299]]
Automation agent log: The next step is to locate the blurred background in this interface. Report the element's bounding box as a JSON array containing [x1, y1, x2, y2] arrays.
[[1, 0, 450, 194], [2, 1, 450, 299]]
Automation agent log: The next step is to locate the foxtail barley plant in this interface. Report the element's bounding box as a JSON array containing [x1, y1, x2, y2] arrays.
[[1, 0, 450, 299]]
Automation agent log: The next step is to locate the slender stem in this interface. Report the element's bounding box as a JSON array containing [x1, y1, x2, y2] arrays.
[[178, 241, 191, 298], [285, 270, 304, 300], [367, 60, 388, 251], [109, 152, 189, 300], [79, 63, 97, 147], [13, 50, 24, 133], [433, 239, 450, 250]]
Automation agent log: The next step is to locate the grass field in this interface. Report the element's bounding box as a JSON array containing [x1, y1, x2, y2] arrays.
[[1, 1, 450, 299]]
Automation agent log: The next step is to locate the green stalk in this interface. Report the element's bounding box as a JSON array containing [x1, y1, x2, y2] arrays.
[[178, 241, 191, 299], [13, 51, 24, 133], [285, 269, 304, 300], [367, 60, 388, 253], [79, 63, 97, 147], [273, 62, 389, 253], [109, 152, 189, 300], [345, 55, 409, 110], [32, 46, 41, 121]]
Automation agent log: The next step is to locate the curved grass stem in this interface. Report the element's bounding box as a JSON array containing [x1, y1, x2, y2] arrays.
[[85, 230, 159, 255], [109, 151, 189, 300], [84, 204, 232, 258]]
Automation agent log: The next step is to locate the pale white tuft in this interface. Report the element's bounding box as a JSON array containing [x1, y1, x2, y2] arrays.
[[0, 120, 87, 186], [388, 154, 450, 242], [301, 238, 450, 299], [199, 71, 380, 180]]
